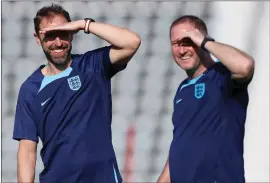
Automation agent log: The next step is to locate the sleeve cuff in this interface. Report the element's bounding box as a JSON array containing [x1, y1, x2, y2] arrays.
[[13, 135, 39, 143]]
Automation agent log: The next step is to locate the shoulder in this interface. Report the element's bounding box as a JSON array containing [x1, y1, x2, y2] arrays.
[[174, 78, 189, 95], [71, 46, 111, 62], [209, 62, 230, 76], [70, 46, 112, 74], [206, 61, 231, 85], [206, 62, 249, 95], [18, 66, 44, 100]]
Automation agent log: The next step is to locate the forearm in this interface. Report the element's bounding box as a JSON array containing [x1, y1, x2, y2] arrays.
[[157, 159, 170, 183], [72, 19, 140, 50], [88, 22, 140, 49], [17, 150, 36, 182], [205, 41, 254, 80]]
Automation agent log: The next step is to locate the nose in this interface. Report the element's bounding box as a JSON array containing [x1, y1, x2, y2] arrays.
[[55, 37, 63, 47], [179, 45, 187, 55]]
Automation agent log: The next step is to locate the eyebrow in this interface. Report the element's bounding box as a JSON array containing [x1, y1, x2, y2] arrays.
[[171, 39, 181, 44], [171, 38, 179, 42]]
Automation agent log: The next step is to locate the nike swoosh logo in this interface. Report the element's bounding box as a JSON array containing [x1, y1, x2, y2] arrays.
[[41, 97, 51, 106], [176, 99, 182, 104]]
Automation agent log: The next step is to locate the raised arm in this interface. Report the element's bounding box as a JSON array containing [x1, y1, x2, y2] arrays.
[[17, 140, 37, 183], [175, 29, 255, 83], [87, 21, 141, 64], [204, 41, 255, 83], [39, 19, 141, 65]]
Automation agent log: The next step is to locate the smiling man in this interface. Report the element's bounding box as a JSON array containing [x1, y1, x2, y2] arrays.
[[157, 15, 254, 183], [12, 3, 140, 183]]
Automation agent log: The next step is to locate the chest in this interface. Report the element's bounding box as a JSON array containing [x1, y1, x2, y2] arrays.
[[30, 72, 108, 125], [172, 80, 224, 124]]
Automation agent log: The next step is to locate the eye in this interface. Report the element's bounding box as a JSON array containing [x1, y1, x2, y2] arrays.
[[180, 38, 194, 47], [58, 31, 69, 38], [45, 32, 55, 38], [43, 31, 70, 41], [44, 31, 57, 40], [172, 41, 181, 47]]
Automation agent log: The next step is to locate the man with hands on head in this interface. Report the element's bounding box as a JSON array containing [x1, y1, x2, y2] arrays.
[[13, 3, 140, 183], [157, 15, 254, 183]]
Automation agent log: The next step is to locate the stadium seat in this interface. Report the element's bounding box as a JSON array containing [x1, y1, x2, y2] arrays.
[[12, 2, 37, 20], [146, 55, 170, 76], [136, 114, 156, 134], [87, 2, 114, 19], [60, 1, 88, 18], [25, 38, 45, 58], [156, 2, 182, 20], [73, 36, 101, 54], [2, 39, 21, 59], [13, 58, 44, 94], [2, 154, 17, 182], [108, 2, 134, 18], [128, 19, 151, 40], [2, 60, 11, 115], [2, 20, 22, 39], [2, 2, 14, 20], [113, 95, 137, 119], [133, 146, 151, 172], [183, 2, 210, 16], [2, 116, 18, 152]]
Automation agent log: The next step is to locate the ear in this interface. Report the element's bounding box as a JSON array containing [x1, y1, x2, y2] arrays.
[[34, 32, 41, 46], [70, 32, 74, 42]]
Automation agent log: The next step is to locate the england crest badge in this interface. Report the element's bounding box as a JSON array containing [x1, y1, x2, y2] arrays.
[[194, 83, 205, 99], [67, 75, 81, 91]]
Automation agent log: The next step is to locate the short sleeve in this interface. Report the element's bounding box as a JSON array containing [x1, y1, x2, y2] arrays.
[[13, 84, 39, 143], [72, 46, 127, 79], [211, 63, 250, 118], [210, 62, 249, 95], [210, 62, 233, 93]]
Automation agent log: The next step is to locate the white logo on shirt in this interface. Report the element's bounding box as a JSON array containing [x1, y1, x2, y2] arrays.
[[176, 99, 182, 104], [67, 75, 81, 91], [41, 97, 51, 106]]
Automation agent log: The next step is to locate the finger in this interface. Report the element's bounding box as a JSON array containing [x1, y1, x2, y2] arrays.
[[39, 30, 46, 34], [180, 29, 190, 36], [177, 32, 189, 41], [39, 29, 54, 34], [39, 28, 52, 34], [40, 25, 61, 32], [39, 28, 58, 34]]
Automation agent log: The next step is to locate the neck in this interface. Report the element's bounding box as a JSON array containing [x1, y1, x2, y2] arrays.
[[186, 54, 215, 79], [43, 58, 72, 76]]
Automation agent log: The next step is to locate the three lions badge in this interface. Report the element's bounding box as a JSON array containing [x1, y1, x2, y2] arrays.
[[194, 83, 205, 99], [67, 75, 81, 91]]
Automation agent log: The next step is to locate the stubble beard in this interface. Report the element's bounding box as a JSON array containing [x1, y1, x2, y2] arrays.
[[43, 44, 72, 68]]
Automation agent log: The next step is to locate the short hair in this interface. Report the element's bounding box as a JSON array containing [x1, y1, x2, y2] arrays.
[[170, 15, 208, 37], [34, 3, 71, 35]]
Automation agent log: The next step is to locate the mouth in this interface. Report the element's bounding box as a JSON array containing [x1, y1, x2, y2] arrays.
[[180, 55, 192, 60], [50, 48, 67, 56], [52, 49, 65, 53]]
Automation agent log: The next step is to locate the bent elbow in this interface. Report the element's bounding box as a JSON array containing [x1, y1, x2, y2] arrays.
[[132, 35, 141, 50], [242, 57, 255, 77]]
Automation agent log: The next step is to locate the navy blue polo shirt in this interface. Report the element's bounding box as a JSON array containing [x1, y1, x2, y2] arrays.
[[13, 46, 125, 183], [169, 62, 249, 183]]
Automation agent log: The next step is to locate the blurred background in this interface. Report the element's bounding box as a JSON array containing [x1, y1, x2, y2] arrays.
[[1, 1, 269, 182]]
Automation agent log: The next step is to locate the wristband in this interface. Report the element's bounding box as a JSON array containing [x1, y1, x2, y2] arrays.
[[201, 35, 215, 52], [84, 18, 95, 34]]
